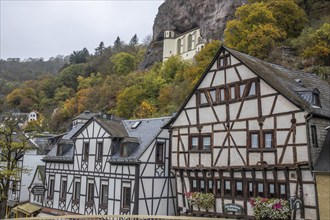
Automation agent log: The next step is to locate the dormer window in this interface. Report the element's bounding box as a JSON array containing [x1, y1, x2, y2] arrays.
[[121, 143, 129, 157], [57, 145, 63, 156], [312, 90, 321, 108], [131, 121, 141, 129]]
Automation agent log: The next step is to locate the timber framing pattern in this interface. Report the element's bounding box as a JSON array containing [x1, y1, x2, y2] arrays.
[[166, 46, 330, 219]]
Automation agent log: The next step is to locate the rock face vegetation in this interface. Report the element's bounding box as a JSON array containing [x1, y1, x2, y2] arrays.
[[1, 0, 329, 132]]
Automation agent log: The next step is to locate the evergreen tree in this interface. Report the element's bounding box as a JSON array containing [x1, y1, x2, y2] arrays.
[[94, 41, 105, 56], [129, 34, 139, 46], [113, 36, 124, 52]]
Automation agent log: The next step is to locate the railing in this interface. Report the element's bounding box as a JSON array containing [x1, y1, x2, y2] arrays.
[[12, 215, 224, 220]]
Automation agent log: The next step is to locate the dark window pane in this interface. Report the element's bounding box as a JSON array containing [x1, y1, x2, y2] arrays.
[[280, 184, 286, 199], [101, 184, 108, 204], [97, 142, 103, 161], [200, 180, 205, 192], [74, 182, 80, 200], [257, 183, 264, 197], [61, 180, 67, 199], [248, 182, 253, 197], [192, 179, 197, 191], [123, 187, 131, 208], [225, 180, 231, 195], [236, 181, 243, 196], [269, 183, 275, 198], [156, 143, 164, 163], [217, 180, 221, 194], [230, 86, 236, 100], [208, 180, 213, 193], [311, 126, 318, 148]]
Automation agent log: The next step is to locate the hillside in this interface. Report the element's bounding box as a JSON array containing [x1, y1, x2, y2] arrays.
[[0, 0, 329, 132]]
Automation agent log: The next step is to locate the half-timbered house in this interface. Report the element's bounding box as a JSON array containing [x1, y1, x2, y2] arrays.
[[166, 46, 330, 219], [43, 115, 176, 216]]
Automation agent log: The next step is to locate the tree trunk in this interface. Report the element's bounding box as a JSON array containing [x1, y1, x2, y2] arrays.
[[0, 198, 8, 219]]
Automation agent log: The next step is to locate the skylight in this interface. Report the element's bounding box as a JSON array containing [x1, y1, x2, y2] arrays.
[[131, 121, 141, 129]]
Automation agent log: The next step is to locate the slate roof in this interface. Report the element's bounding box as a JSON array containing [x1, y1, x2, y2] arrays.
[[314, 128, 330, 173], [73, 110, 97, 120], [42, 124, 83, 163], [166, 46, 330, 127], [95, 117, 128, 138], [108, 117, 171, 163], [225, 47, 330, 118]]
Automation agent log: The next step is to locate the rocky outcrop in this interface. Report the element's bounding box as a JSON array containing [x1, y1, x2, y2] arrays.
[[141, 0, 246, 69]]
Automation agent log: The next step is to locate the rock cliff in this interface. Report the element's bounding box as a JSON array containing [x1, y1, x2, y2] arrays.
[[141, 0, 246, 69]]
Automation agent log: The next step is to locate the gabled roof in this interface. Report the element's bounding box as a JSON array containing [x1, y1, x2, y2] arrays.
[[95, 117, 128, 138], [314, 128, 330, 173], [166, 46, 330, 127]]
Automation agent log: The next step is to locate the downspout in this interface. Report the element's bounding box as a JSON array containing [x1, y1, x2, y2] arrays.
[[133, 163, 140, 215], [305, 113, 320, 220]]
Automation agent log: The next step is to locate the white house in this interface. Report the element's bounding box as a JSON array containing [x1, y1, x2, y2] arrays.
[[43, 115, 177, 216], [165, 46, 330, 219], [163, 28, 205, 61]]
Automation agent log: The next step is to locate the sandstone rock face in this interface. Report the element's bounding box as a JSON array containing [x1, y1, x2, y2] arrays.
[[141, 0, 246, 69]]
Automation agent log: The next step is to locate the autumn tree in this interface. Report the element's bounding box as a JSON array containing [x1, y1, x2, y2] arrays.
[[0, 116, 32, 218], [224, 0, 306, 58], [291, 23, 330, 66], [110, 52, 137, 75]]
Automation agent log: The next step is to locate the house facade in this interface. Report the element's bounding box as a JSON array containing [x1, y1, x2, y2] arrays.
[[166, 46, 330, 219], [163, 28, 205, 61], [43, 115, 176, 216]]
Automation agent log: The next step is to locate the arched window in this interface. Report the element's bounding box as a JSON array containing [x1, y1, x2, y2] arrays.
[[188, 34, 193, 50], [177, 39, 182, 54]]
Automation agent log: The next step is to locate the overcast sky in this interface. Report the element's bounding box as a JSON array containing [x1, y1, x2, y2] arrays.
[[0, 0, 163, 60]]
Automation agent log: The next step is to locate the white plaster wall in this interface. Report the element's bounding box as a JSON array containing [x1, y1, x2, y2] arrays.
[[20, 154, 44, 202], [212, 70, 225, 87]]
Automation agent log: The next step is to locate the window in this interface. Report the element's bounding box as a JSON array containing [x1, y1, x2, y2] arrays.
[[189, 135, 212, 151], [57, 145, 63, 156], [208, 180, 213, 193], [218, 55, 230, 68], [224, 180, 231, 196], [60, 178, 67, 199], [219, 88, 226, 102], [155, 142, 164, 164], [96, 142, 103, 161], [190, 136, 199, 150], [236, 181, 243, 196], [257, 183, 264, 197], [200, 179, 205, 192], [209, 89, 217, 103], [202, 136, 211, 150], [216, 180, 221, 195], [269, 183, 275, 198], [264, 132, 273, 148], [200, 92, 208, 105], [131, 121, 141, 129], [280, 184, 287, 199], [121, 143, 129, 157], [122, 187, 131, 209], [177, 39, 182, 54], [188, 34, 193, 50], [251, 133, 259, 148], [48, 177, 55, 197], [230, 85, 237, 100], [311, 125, 318, 148], [87, 182, 94, 204], [312, 90, 321, 107], [192, 179, 198, 191], [248, 82, 256, 96], [240, 84, 246, 98], [83, 142, 89, 161], [248, 182, 254, 197], [74, 181, 80, 201], [100, 184, 108, 205]]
